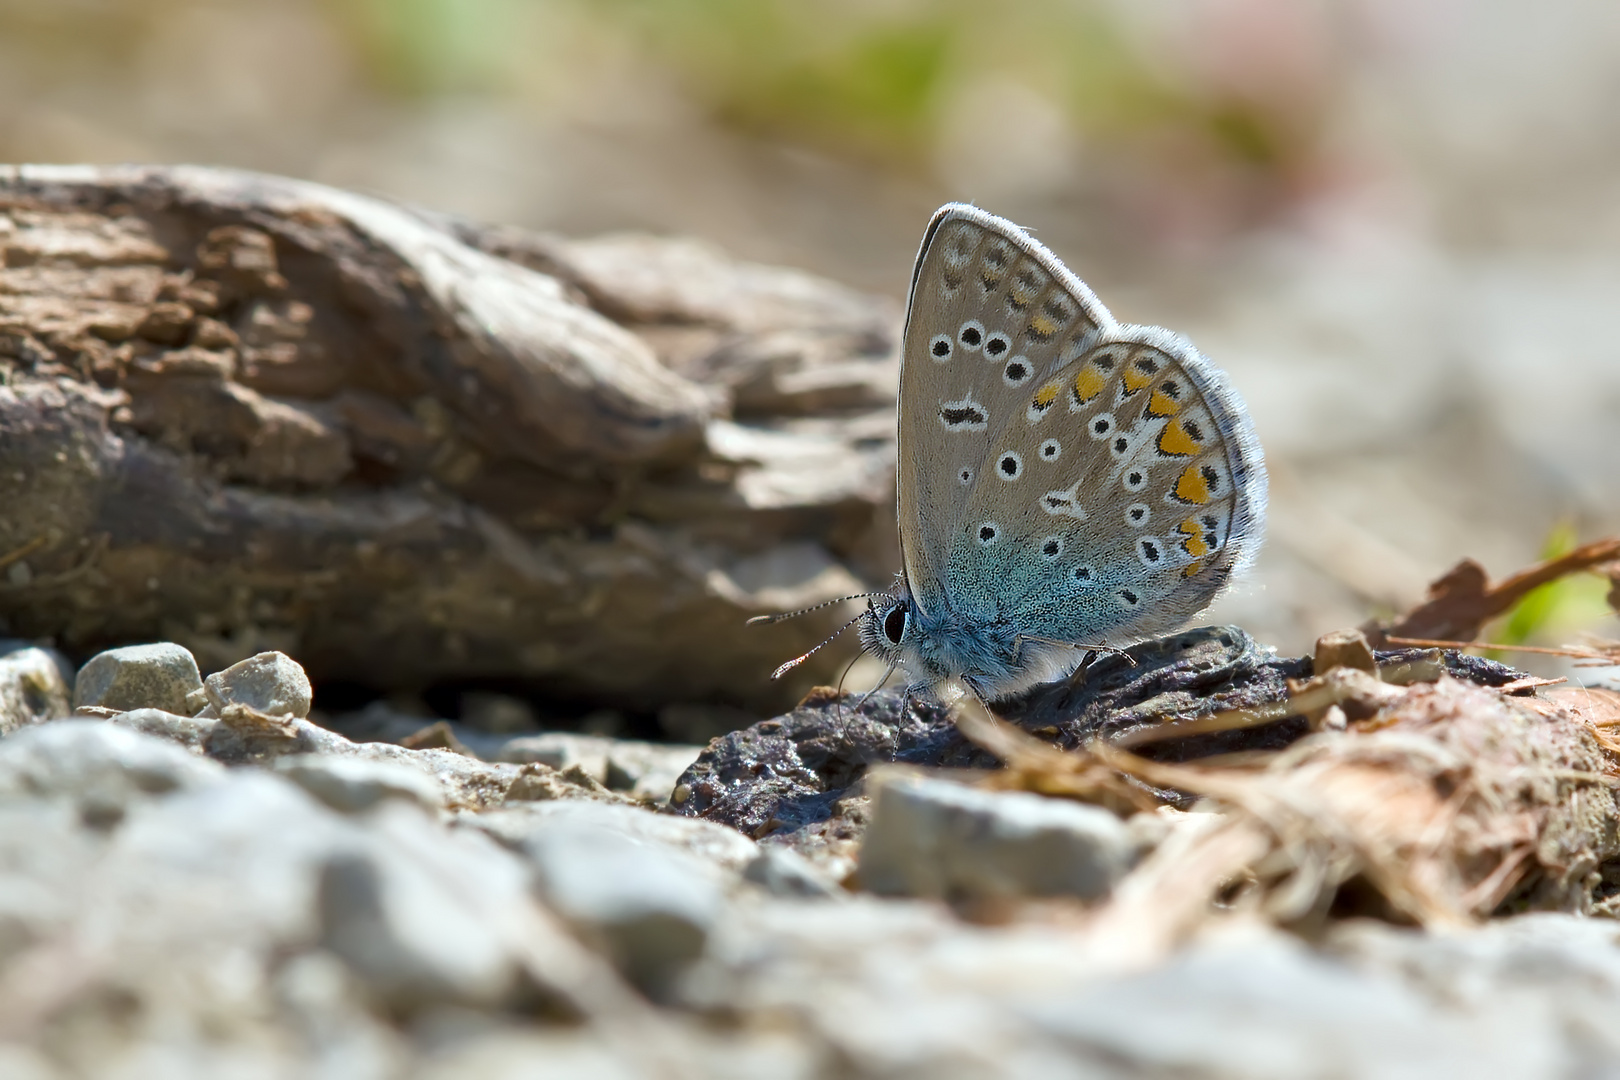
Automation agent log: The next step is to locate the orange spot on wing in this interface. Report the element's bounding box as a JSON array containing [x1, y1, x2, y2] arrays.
[[1123, 363, 1156, 394], [1182, 559, 1205, 578], [1147, 388, 1181, 416], [1178, 518, 1211, 557], [1034, 383, 1059, 407], [1072, 366, 1107, 405], [1174, 464, 1211, 504], [1159, 417, 1202, 457], [1029, 313, 1058, 339]]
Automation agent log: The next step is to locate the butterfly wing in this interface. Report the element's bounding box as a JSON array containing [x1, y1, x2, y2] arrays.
[[897, 204, 1113, 618], [900, 204, 1267, 647], [952, 328, 1267, 646]]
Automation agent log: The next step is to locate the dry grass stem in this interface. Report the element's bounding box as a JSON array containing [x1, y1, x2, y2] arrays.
[[960, 673, 1620, 943]]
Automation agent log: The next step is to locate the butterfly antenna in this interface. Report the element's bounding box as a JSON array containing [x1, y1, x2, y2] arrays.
[[746, 593, 886, 627], [767, 611, 865, 680]]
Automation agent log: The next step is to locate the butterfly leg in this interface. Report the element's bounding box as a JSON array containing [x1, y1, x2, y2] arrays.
[[841, 660, 899, 743], [1013, 634, 1137, 669], [899, 681, 931, 723]]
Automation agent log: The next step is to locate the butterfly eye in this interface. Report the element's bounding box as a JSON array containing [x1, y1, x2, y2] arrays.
[[1126, 503, 1151, 527], [983, 331, 1011, 359], [1038, 439, 1061, 461], [1088, 413, 1115, 439], [882, 604, 908, 644], [1040, 536, 1064, 560], [976, 522, 1001, 546], [995, 451, 1024, 480], [929, 334, 954, 361], [957, 467, 973, 485], [958, 321, 985, 351], [1002, 357, 1032, 387]]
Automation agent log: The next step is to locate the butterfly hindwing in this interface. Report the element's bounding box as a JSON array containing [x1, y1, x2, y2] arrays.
[[952, 332, 1263, 644]]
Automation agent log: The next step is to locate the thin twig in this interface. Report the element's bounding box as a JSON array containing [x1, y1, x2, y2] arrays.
[[1386, 635, 1615, 661], [0, 535, 46, 572]]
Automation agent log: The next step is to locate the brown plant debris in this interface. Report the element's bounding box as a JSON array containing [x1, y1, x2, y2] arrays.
[[970, 672, 1620, 939], [1312, 628, 1378, 675], [1105, 652, 1444, 751], [1372, 537, 1620, 645], [398, 719, 475, 757], [954, 703, 1159, 815]]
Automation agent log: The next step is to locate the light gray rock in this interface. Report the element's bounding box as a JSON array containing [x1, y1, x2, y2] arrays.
[[202, 714, 557, 809], [202, 650, 313, 718], [496, 731, 614, 780], [412, 1031, 643, 1080], [0, 799, 107, 972], [1326, 913, 1620, 1062], [858, 772, 1135, 901], [271, 950, 407, 1079], [106, 707, 216, 753], [316, 844, 522, 1010], [59, 769, 659, 1053], [508, 805, 730, 996], [744, 845, 841, 898], [493, 734, 703, 804], [471, 799, 759, 873], [605, 741, 703, 803], [1024, 927, 1565, 1079], [684, 890, 1049, 1076], [0, 645, 72, 734], [0, 720, 223, 823], [0, 1046, 57, 1080], [276, 753, 446, 813], [71, 642, 201, 716]]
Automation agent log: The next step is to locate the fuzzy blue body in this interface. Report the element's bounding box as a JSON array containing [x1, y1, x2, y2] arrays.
[[860, 577, 1106, 701]]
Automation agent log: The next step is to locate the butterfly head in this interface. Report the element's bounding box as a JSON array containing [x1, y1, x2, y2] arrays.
[[856, 585, 917, 673]]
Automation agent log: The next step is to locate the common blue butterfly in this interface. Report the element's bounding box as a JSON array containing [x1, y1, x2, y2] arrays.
[[854, 204, 1267, 703]]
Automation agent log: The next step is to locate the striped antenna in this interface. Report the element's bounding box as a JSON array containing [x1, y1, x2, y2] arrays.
[[746, 593, 887, 627], [767, 611, 866, 680]]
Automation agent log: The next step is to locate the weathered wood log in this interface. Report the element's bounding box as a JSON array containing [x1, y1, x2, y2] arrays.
[[0, 165, 900, 713]]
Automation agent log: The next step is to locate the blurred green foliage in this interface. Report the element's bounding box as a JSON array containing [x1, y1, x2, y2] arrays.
[[322, 0, 1313, 178], [330, 0, 539, 95], [594, 0, 1248, 164], [1488, 521, 1614, 651]]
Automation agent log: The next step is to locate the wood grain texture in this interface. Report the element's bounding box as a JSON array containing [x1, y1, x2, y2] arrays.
[[0, 165, 903, 712]]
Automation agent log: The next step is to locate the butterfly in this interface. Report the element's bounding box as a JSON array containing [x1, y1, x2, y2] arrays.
[[843, 203, 1267, 703]]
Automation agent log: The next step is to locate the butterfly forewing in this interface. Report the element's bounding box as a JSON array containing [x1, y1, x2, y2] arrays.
[[898, 207, 1111, 618], [899, 205, 1265, 647]]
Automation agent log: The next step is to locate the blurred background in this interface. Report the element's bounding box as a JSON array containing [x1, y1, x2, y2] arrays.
[[4, 0, 1618, 678]]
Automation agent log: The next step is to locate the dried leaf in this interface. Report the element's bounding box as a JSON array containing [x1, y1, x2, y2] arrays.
[[1377, 537, 1620, 644]]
